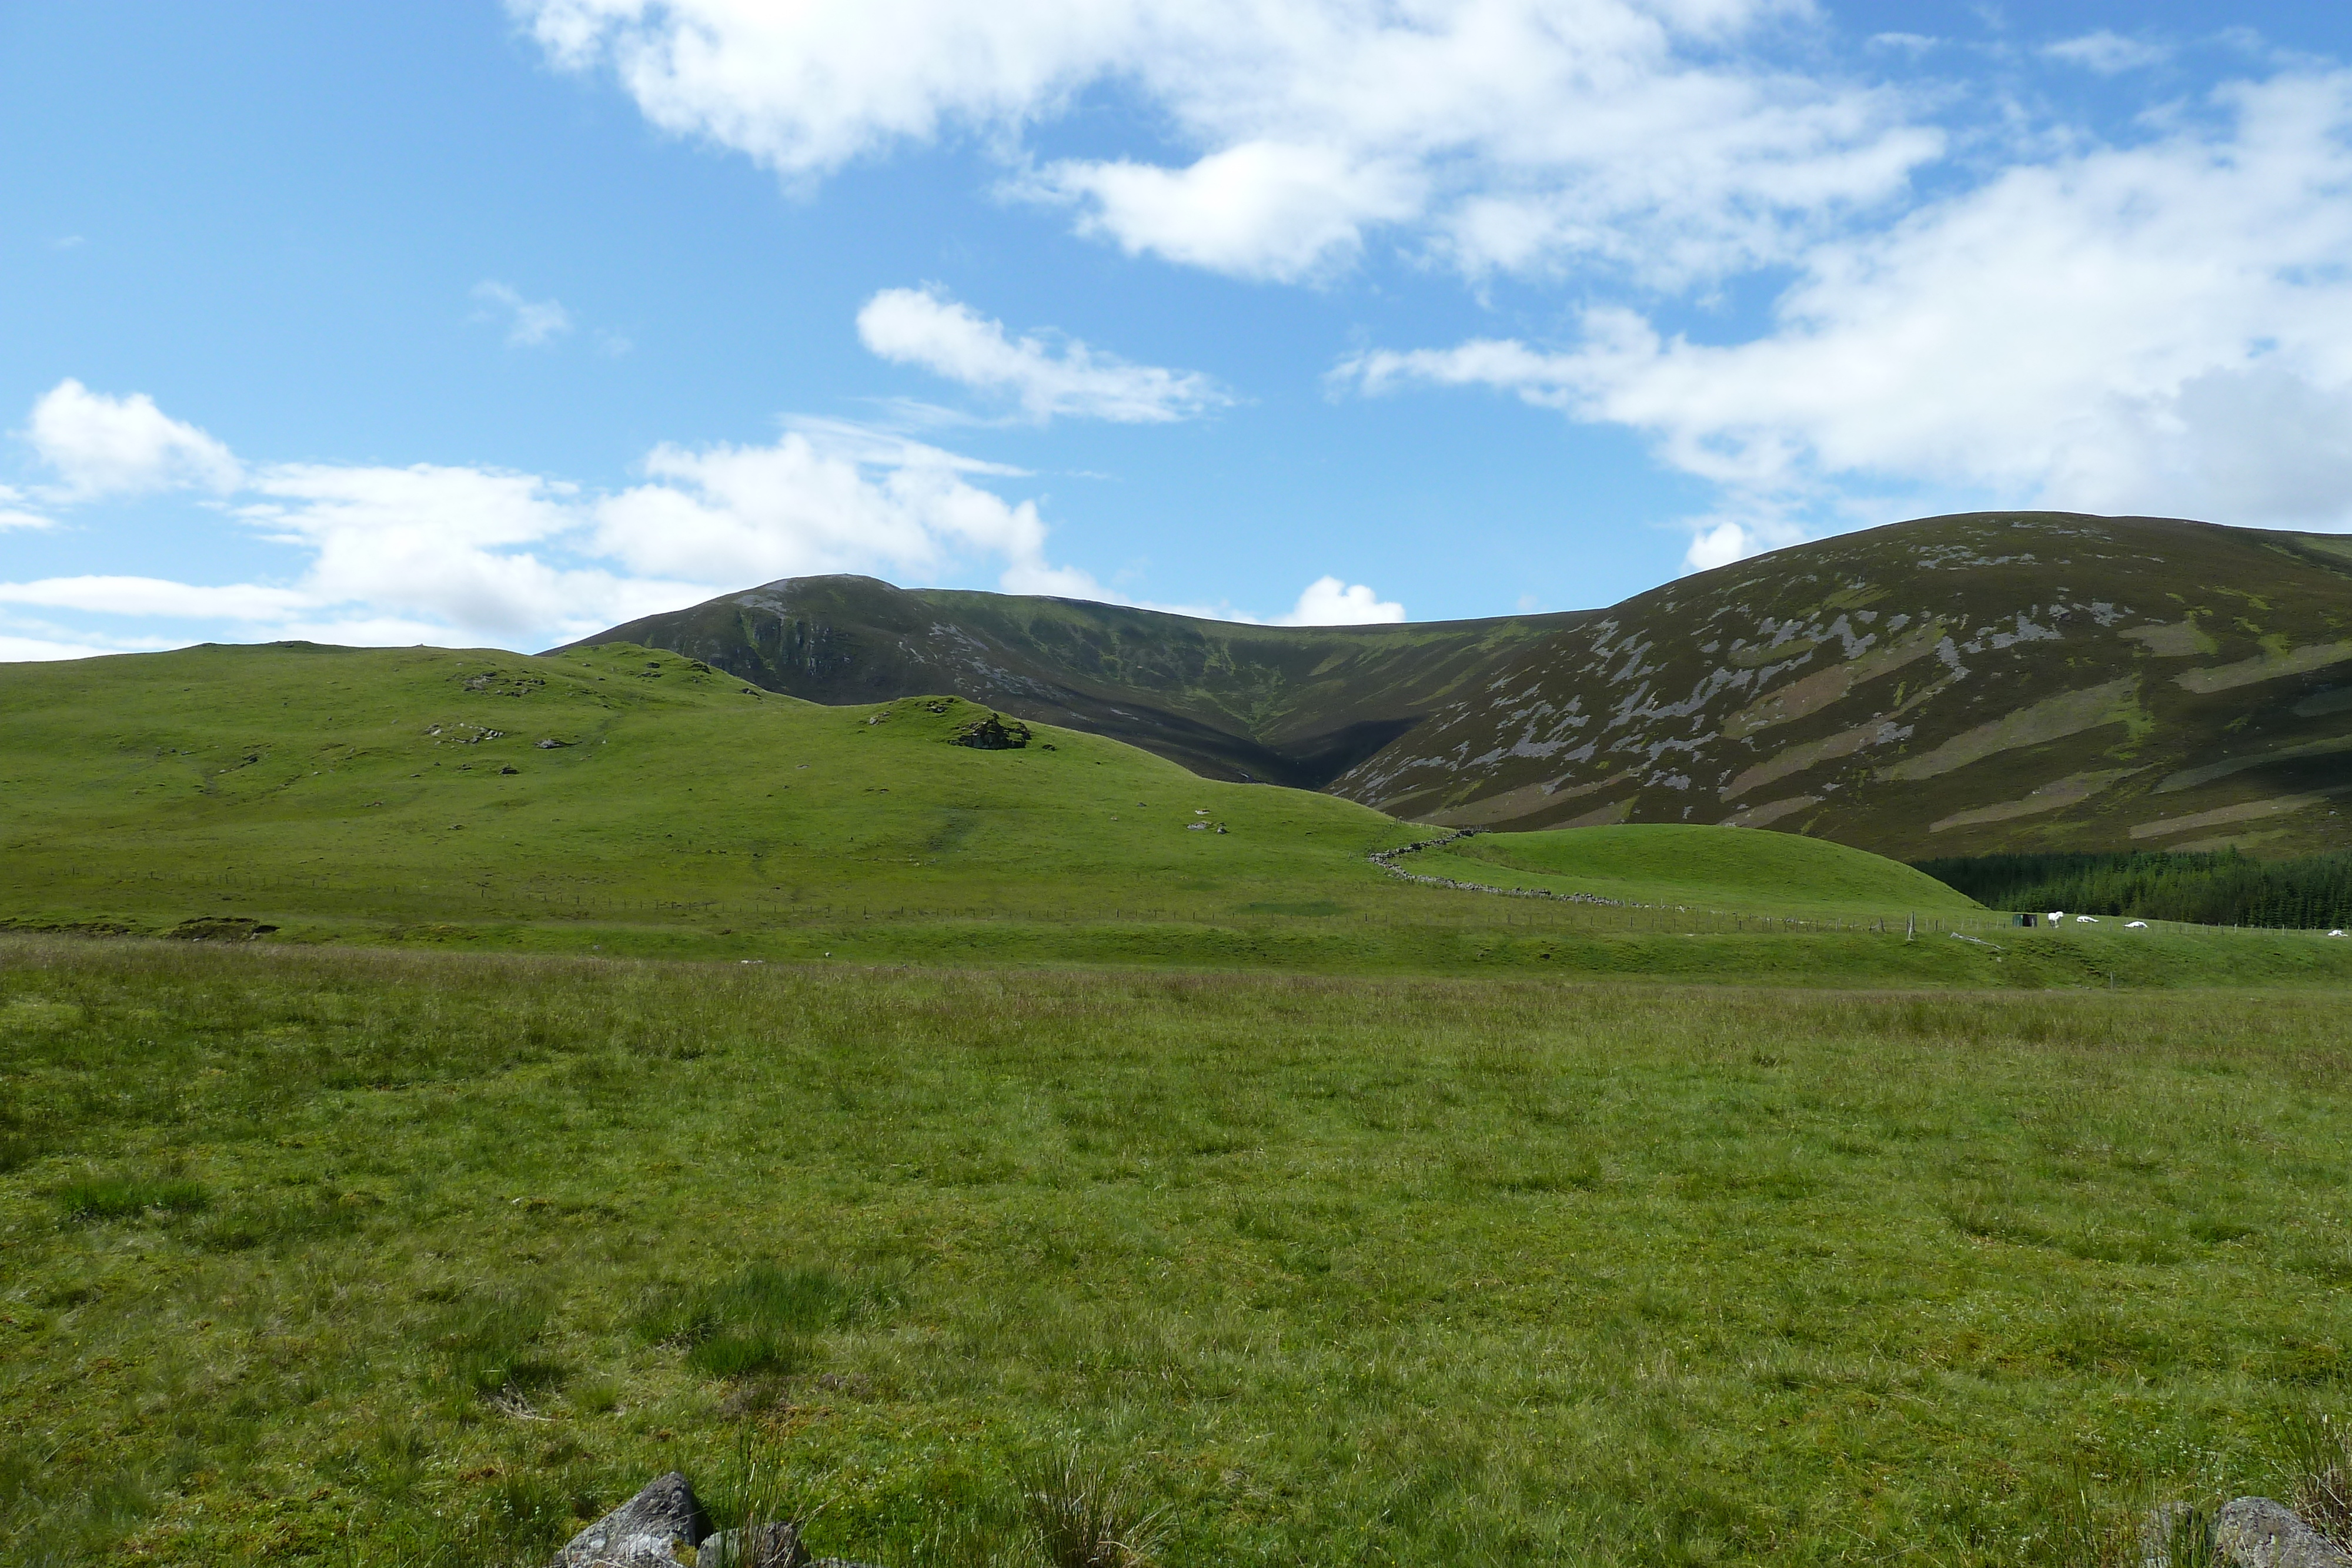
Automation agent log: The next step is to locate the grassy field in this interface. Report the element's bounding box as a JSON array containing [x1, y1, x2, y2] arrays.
[[1429, 824, 1985, 919], [5, 937, 2351, 1566], [11, 642, 2352, 990]]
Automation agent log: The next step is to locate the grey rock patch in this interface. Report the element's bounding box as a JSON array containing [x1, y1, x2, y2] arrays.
[[550, 1472, 710, 1567], [2216, 1497, 2351, 1567], [950, 712, 1031, 750]]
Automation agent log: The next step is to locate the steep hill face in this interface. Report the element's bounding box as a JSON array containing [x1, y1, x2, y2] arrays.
[[569, 575, 1585, 788], [569, 514, 2352, 859], [1349, 513, 2352, 859]]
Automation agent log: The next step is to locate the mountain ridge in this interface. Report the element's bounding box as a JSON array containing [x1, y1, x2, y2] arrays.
[[567, 512, 2352, 860]]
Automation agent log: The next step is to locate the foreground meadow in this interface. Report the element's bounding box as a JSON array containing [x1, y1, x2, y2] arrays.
[[4, 938, 2350, 1566]]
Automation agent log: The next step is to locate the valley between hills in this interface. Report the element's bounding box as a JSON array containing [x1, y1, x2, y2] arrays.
[[586, 510, 2352, 862]]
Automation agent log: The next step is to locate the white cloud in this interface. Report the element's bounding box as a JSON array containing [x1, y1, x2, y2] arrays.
[[1679, 511, 1809, 571], [0, 484, 51, 530], [514, 0, 1940, 284], [1342, 71, 2352, 537], [0, 576, 313, 620], [15, 380, 1122, 647], [0, 633, 140, 663], [1038, 143, 1425, 283], [855, 287, 1227, 422], [593, 424, 1083, 599], [25, 379, 242, 498], [239, 462, 674, 643], [1274, 576, 1406, 626], [2043, 31, 2169, 75], [472, 280, 574, 347]]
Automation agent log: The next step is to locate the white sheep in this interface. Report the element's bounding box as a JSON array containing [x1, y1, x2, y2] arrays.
[[2126, 920, 2149, 929]]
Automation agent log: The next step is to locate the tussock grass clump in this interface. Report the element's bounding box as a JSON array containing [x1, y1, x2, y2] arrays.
[[2288, 1416, 2352, 1550], [634, 1263, 893, 1380], [429, 1285, 563, 1398], [1025, 1456, 1170, 1568]]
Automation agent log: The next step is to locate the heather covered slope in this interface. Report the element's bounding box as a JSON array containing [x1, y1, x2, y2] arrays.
[[1355, 513, 2352, 860], [582, 514, 2352, 859]]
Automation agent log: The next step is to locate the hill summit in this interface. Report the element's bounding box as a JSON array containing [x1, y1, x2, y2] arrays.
[[570, 513, 2352, 860]]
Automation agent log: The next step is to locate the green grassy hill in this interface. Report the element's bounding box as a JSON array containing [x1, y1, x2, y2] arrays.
[[11, 639, 2352, 987], [588, 513, 2352, 861], [0, 640, 1418, 943], [1426, 824, 1982, 918]]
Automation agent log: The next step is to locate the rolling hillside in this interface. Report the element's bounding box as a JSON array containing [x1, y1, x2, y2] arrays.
[[579, 513, 2352, 860], [573, 574, 1582, 789], [0, 641, 1416, 941], [12, 640, 2352, 984]]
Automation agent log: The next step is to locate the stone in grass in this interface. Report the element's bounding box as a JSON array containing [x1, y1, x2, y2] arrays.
[[949, 713, 1031, 750], [550, 1472, 710, 1567], [696, 1522, 807, 1567], [2143, 1499, 2352, 1568], [2215, 1497, 2352, 1567]]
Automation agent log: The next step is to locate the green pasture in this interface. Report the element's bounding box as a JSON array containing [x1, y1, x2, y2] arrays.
[[4, 940, 2351, 1565], [9, 643, 2352, 989], [1438, 824, 1982, 919]]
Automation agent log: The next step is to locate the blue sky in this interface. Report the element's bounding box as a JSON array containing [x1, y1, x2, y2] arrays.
[[3, 1, 2350, 657]]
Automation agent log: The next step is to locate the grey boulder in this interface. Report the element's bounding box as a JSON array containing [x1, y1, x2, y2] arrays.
[[550, 1472, 711, 1567], [2215, 1498, 2351, 1568], [696, 1522, 807, 1568]]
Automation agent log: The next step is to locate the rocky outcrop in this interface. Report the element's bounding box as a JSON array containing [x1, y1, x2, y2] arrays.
[[553, 1476, 881, 1568], [550, 1472, 710, 1567], [950, 713, 1032, 750], [2217, 1498, 2352, 1568], [2142, 1497, 2351, 1568]]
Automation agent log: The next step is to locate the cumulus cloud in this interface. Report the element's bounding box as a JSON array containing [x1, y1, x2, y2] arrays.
[[855, 287, 1227, 423], [1274, 576, 1406, 626], [1342, 71, 2352, 549], [472, 280, 574, 347], [25, 379, 242, 498], [1040, 143, 1426, 283], [1679, 512, 1810, 571], [514, 0, 1939, 284], [6, 379, 1131, 651], [592, 426, 1070, 593]]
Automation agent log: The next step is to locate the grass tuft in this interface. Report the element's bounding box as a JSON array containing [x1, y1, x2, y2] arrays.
[[635, 1263, 885, 1382], [430, 1286, 563, 1397], [1025, 1456, 1170, 1568], [51, 1173, 208, 1223], [2288, 1415, 2352, 1550]]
